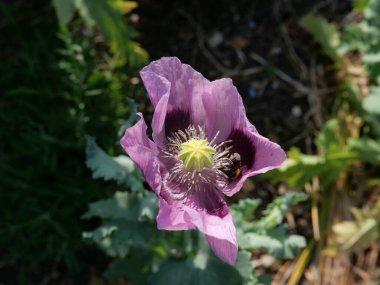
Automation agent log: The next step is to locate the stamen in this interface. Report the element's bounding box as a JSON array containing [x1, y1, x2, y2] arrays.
[[163, 125, 233, 198]]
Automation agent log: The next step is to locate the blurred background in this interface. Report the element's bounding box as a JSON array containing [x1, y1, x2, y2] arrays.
[[1, 0, 380, 284]]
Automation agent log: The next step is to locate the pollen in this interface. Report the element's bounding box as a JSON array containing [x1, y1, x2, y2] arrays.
[[178, 138, 216, 172]]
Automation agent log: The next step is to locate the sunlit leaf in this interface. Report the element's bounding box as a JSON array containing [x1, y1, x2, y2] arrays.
[[348, 137, 380, 164], [363, 87, 380, 115], [239, 229, 306, 259], [230, 198, 261, 221], [315, 119, 340, 154], [83, 0, 129, 64], [254, 193, 308, 231], [112, 0, 138, 14], [354, 0, 370, 12], [332, 217, 379, 252], [360, 0, 380, 82], [75, 0, 147, 65]]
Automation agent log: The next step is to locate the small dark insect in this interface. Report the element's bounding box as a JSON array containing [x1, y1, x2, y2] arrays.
[[220, 153, 241, 181]]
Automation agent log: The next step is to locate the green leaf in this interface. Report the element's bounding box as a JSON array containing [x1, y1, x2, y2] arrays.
[[83, 219, 155, 258], [254, 194, 308, 231], [282, 234, 307, 259], [230, 198, 261, 221], [148, 255, 243, 285], [360, 0, 380, 82], [82, 191, 157, 220], [78, 0, 147, 65], [269, 146, 352, 189], [363, 87, 380, 115], [332, 217, 379, 252], [235, 251, 253, 281], [118, 98, 138, 136], [83, 0, 128, 63], [52, 0, 75, 25], [354, 0, 370, 12], [104, 248, 154, 283], [112, 0, 138, 14], [299, 14, 342, 62], [271, 148, 324, 183], [315, 119, 340, 154], [85, 138, 145, 191], [348, 138, 380, 164], [239, 232, 282, 254], [364, 49, 380, 83], [364, 0, 380, 32], [239, 229, 306, 259]]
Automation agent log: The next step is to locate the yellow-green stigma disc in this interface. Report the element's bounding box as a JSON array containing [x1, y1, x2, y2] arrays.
[[178, 139, 216, 172]]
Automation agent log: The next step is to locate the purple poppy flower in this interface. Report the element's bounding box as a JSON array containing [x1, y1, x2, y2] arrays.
[[121, 57, 286, 265]]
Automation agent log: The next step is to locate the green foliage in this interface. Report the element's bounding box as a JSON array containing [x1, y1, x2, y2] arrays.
[[84, 143, 307, 284], [240, 230, 306, 260], [0, 0, 147, 277], [232, 194, 307, 261], [363, 87, 380, 115], [53, 0, 75, 25], [295, 1, 380, 173], [268, 115, 380, 191], [348, 137, 380, 164], [82, 191, 156, 220], [253, 194, 308, 232], [354, 0, 371, 12], [147, 252, 243, 285], [333, 0, 380, 83], [328, 200, 380, 253], [292, 2, 380, 266], [362, 0, 380, 83], [53, 0, 148, 66], [301, 0, 380, 84], [86, 138, 145, 190], [299, 14, 342, 62]]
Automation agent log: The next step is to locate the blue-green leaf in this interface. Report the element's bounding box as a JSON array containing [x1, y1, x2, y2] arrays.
[[85, 138, 145, 191], [82, 191, 157, 220], [363, 87, 380, 115], [255, 194, 308, 231], [239, 230, 306, 259], [148, 255, 243, 285], [52, 0, 75, 25], [83, 219, 154, 258]]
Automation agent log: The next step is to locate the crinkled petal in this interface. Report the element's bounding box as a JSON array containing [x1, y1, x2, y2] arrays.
[[120, 113, 162, 195], [140, 57, 209, 145], [156, 197, 194, 231], [183, 190, 238, 265], [151, 94, 169, 147], [206, 234, 238, 266], [202, 78, 245, 142], [222, 122, 286, 197]]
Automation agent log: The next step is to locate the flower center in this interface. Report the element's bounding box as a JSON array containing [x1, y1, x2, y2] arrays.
[[162, 125, 233, 197], [178, 138, 216, 172]]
